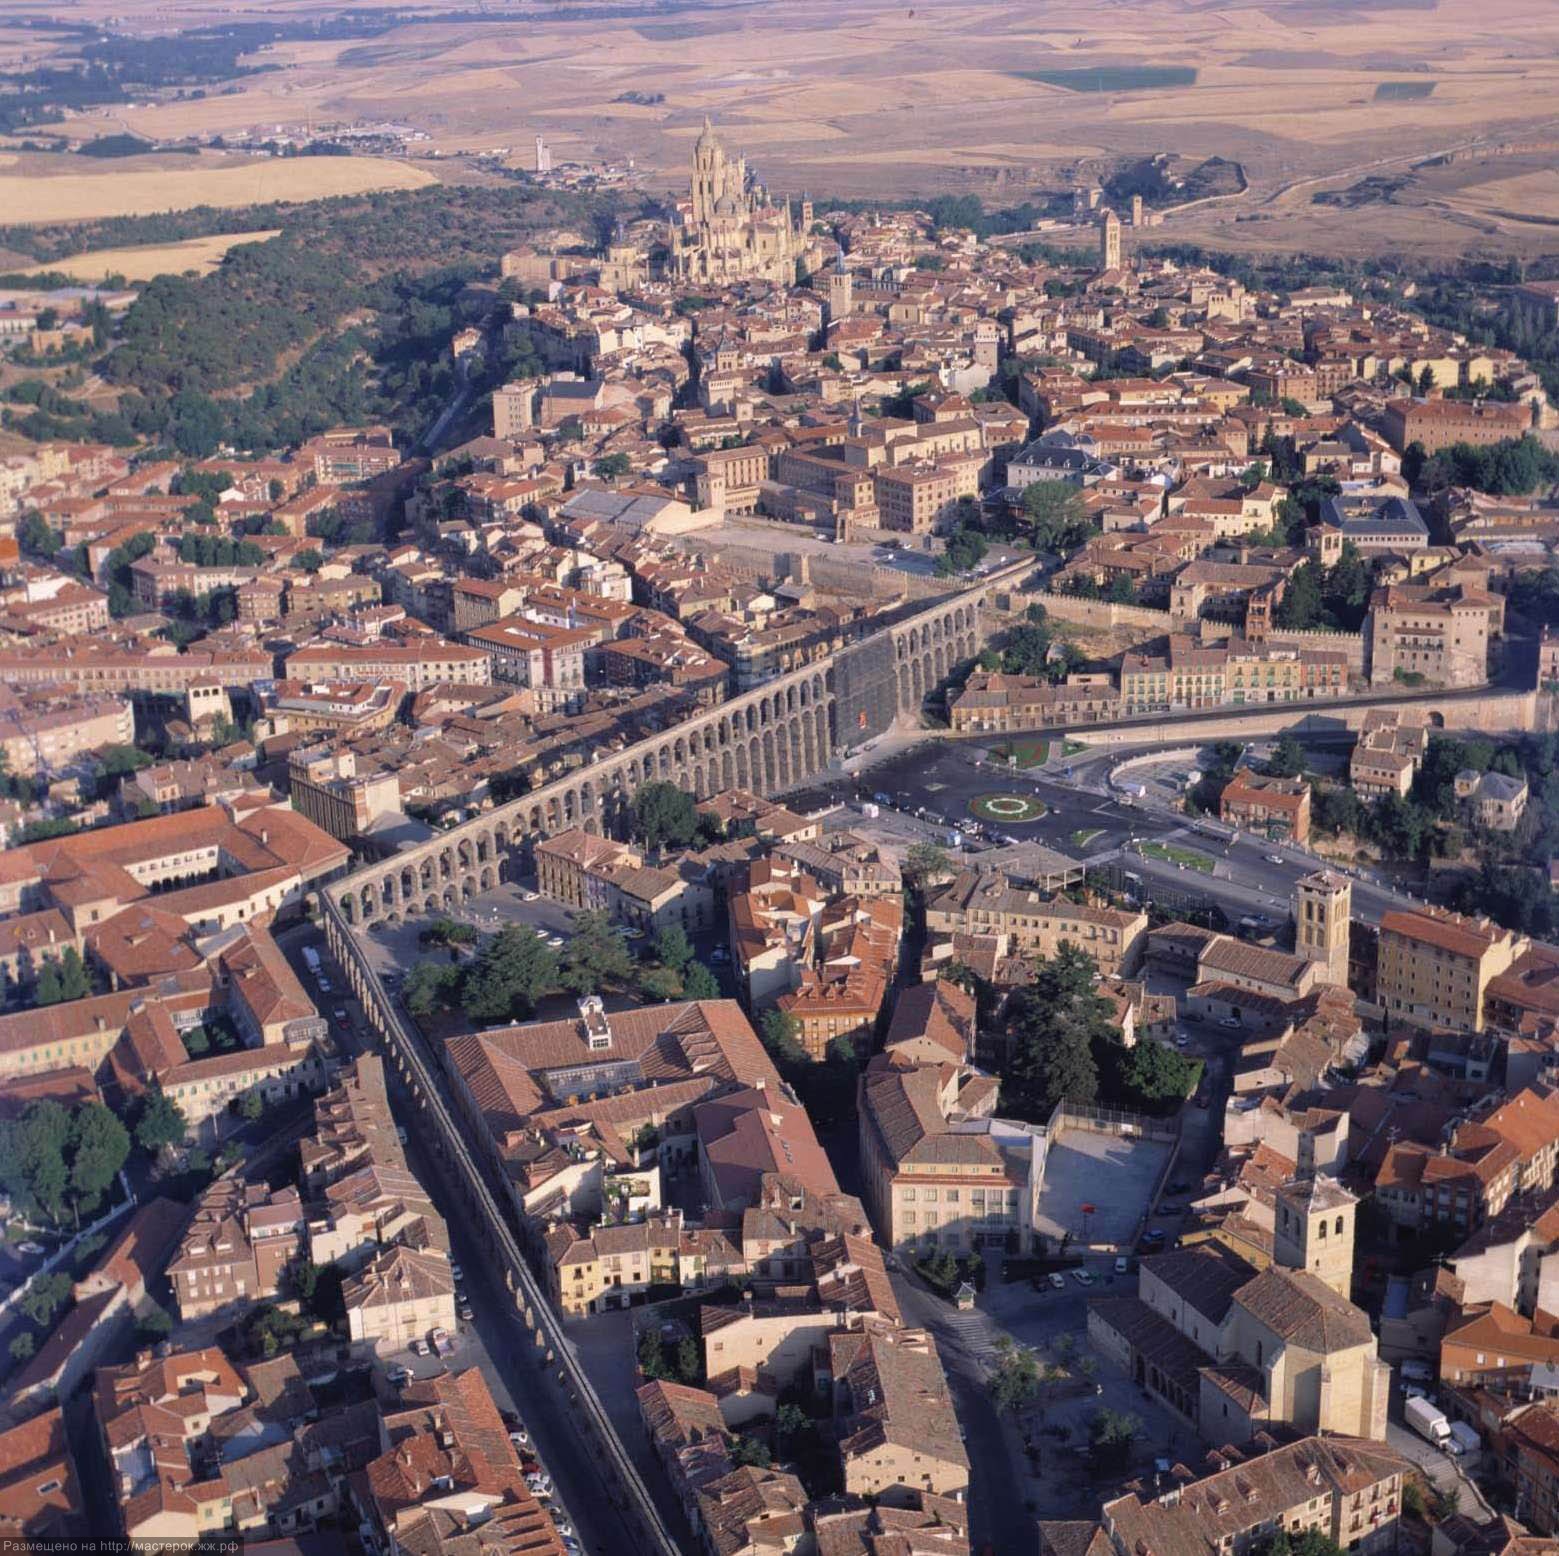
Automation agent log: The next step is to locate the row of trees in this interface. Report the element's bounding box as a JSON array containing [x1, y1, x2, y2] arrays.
[[404, 914, 721, 1028]]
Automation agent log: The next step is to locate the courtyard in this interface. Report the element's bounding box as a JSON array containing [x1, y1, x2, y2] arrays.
[[1033, 1125, 1174, 1252]]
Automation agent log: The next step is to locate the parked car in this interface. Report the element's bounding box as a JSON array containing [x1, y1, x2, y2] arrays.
[[13, 1241, 43, 1256], [1266, 853, 1284, 865], [332, 1006, 350, 1025], [409, 1338, 430, 1357], [317, 975, 333, 994], [387, 1365, 412, 1387], [1071, 1268, 1094, 1286], [1114, 1256, 1130, 1275], [1143, 1228, 1167, 1245], [522, 891, 539, 902], [451, 1262, 463, 1282], [1048, 1272, 1065, 1290], [1218, 1015, 1241, 1030], [509, 1428, 531, 1450]]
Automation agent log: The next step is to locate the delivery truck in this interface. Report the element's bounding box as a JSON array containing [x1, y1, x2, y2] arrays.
[[1405, 1395, 1451, 1448]]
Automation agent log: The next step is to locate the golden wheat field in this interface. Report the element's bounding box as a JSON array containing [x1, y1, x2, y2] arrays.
[[6, 0, 1559, 253], [0, 154, 435, 226], [21, 230, 283, 280]]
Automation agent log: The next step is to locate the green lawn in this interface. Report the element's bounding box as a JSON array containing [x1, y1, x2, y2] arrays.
[[1139, 841, 1214, 873], [1072, 828, 1105, 848], [970, 793, 1046, 823], [991, 738, 1049, 769], [1013, 65, 1198, 92], [1061, 740, 1089, 757]]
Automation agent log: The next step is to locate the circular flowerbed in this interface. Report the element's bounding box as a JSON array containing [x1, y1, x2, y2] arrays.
[[969, 793, 1046, 824]]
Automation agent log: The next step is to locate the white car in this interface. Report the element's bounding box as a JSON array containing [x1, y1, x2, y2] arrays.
[[522, 891, 539, 902], [1114, 1256, 1130, 1275], [1266, 853, 1284, 865], [509, 1428, 531, 1450], [450, 1262, 463, 1282], [1071, 1268, 1094, 1286], [1048, 1272, 1065, 1290]]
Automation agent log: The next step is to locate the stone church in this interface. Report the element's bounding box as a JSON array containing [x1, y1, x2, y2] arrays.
[[662, 118, 802, 287]]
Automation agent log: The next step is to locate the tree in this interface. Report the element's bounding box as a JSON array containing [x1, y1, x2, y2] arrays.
[[1087, 1406, 1142, 1469], [134, 1088, 187, 1156], [34, 964, 63, 1008], [638, 964, 684, 1002], [8, 1332, 35, 1362], [989, 1336, 1041, 1414], [56, 947, 90, 1003], [637, 1328, 669, 1381], [654, 925, 694, 974], [730, 1434, 772, 1468], [632, 781, 700, 852], [761, 1008, 808, 1066], [1253, 1532, 1345, 1556], [1021, 480, 1094, 553], [676, 1335, 702, 1383], [20, 1272, 70, 1328], [682, 962, 720, 1001], [0, 1102, 70, 1224], [294, 548, 324, 573], [938, 525, 987, 576], [136, 1303, 175, 1343], [560, 911, 634, 996], [1001, 945, 1109, 1119], [1110, 1040, 1198, 1115], [592, 453, 632, 480], [1105, 574, 1136, 604], [404, 958, 464, 1020], [460, 928, 559, 1022], [903, 842, 950, 886], [67, 1103, 129, 1221], [1268, 732, 1307, 779], [239, 1089, 265, 1122]]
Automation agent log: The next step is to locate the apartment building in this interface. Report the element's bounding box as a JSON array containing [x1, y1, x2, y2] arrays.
[[534, 827, 642, 910], [950, 670, 1120, 734], [1376, 906, 1523, 1032], [925, 872, 1147, 977], [286, 748, 402, 841], [282, 640, 492, 692], [832, 1325, 970, 1503], [1365, 581, 1497, 689], [342, 1244, 456, 1352], [1454, 769, 1529, 832], [859, 1059, 1020, 1256], [1072, 1435, 1411, 1556], [0, 689, 133, 778], [1350, 709, 1429, 799], [1380, 397, 1530, 455], [166, 1180, 305, 1321], [873, 457, 979, 535], [465, 614, 590, 712], [1220, 768, 1312, 844]]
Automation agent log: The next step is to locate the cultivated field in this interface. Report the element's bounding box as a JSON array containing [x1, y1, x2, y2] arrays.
[[0, 153, 435, 226], [21, 230, 283, 281], [5, 0, 1559, 254]]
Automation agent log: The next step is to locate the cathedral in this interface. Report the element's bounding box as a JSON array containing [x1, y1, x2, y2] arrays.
[[663, 118, 801, 287]]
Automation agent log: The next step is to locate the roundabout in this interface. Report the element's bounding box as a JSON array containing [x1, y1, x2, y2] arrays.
[[969, 792, 1046, 824]]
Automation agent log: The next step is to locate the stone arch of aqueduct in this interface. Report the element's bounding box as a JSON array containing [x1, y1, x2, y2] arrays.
[[329, 573, 1016, 929]]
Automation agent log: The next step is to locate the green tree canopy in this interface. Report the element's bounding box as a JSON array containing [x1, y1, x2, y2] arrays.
[[560, 911, 634, 996], [632, 781, 700, 853], [134, 1087, 187, 1156], [460, 928, 559, 1023], [1021, 480, 1093, 552], [682, 962, 720, 1001]]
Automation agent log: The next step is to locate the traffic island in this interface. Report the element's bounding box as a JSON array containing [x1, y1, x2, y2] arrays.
[[969, 793, 1046, 823]]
